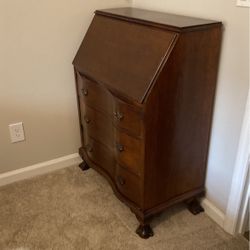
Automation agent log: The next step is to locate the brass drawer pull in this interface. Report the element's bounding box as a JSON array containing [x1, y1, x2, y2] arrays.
[[116, 143, 124, 152], [117, 176, 126, 185], [114, 111, 124, 121], [82, 88, 88, 96], [84, 116, 91, 124], [85, 144, 93, 152]]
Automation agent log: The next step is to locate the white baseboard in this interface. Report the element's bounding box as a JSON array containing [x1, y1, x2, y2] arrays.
[[201, 198, 225, 228], [0, 153, 81, 187]]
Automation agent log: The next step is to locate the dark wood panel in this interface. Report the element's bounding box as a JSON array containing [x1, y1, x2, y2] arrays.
[[73, 15, 177, 103], [143, 25, 222, 210]]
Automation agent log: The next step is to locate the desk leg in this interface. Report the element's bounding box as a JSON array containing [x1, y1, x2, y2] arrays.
[[186, 198, 204, 215], [79, 161, 90, 171]]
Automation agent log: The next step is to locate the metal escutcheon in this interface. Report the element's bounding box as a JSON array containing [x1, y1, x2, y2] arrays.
[[114, 111, 124, 121], [117, 176, 125, 185], [116, 143, 124, 152], [82, 88, 88, 96], [84, 116, 91, 124]]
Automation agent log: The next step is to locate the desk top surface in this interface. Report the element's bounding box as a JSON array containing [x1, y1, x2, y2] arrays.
[[96, 8, 221, 31]]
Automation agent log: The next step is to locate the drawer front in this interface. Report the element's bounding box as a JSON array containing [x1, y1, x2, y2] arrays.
[[116, 166, 142, 206], [114, 100, 144, 138], [80, 104, 114, 148], [76, 71, 114, 115], [84, 137, 115, 177], [115, 130, 144, 176]]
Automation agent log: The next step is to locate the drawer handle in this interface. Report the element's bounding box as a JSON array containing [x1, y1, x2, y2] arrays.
[[82, 88, 88, 96], [114, 112, 124, 121], [117, 176, 126, 185], [85, 144, 93, 152], [84, 116, 91, 124], [116, 144, 124, 152]]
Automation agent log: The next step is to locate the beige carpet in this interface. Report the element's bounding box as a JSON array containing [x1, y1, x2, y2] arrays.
[[0, 166, 248, 250]]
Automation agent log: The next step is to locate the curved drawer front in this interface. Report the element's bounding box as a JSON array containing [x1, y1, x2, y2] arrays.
[[76, 71, 114, 115], [84, 137, 115, 177], [115, 130, 144, 176], [116, 165, 142, 206], [114, 100, 144, 138], [80, 104, 114, 148]]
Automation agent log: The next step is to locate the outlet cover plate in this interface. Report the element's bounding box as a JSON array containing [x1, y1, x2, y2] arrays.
[[9, 122, 25, 143]]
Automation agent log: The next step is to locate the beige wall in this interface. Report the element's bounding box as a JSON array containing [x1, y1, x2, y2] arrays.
[[0, 0, 130, 174], [132, 0, 249, 212]]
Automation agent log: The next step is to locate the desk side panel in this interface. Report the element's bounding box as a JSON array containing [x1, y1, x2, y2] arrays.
[[143, 25, 222, 211]]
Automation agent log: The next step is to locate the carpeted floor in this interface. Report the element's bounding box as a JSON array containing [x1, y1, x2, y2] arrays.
[[0, 166, 248, 250]]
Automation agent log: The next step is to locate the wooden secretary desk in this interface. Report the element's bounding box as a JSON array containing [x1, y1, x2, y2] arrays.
[[73, 8, 222, 238]]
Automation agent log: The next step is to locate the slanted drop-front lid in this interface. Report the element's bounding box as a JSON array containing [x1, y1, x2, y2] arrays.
[[73, 11, 178, 103]]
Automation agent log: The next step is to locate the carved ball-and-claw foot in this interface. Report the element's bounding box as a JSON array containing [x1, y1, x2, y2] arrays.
[[136, 224, 154, 239], [79, 161, 90, 171], [187, 199, 204, 215]]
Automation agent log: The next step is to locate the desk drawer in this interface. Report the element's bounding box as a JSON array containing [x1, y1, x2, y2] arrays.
[[81, 104, 114, 148], [83, 137, 115, 176], [116, 165, 142, 206], [76, 71, 114, 115], [115, 130, 144, 176], [114, 100, 144, 138]]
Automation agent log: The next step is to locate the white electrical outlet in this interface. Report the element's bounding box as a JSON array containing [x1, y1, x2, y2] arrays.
[[237, 0, 250, 7], [9, 122, 25, 143]]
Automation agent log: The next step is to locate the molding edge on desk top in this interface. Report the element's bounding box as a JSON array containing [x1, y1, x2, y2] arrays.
[[95, 7, 222, 32]]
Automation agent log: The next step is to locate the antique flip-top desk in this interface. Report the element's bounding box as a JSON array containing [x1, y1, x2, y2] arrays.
[[73, 7, 222, 238]]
